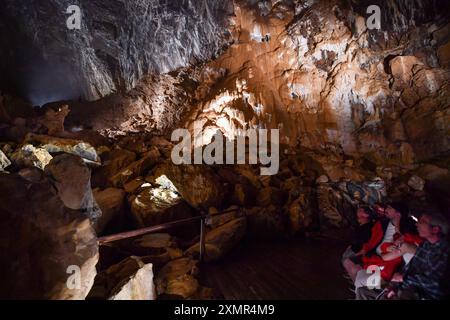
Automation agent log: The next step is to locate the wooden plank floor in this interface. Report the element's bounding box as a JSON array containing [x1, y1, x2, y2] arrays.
[[201, 235, 354, 300]]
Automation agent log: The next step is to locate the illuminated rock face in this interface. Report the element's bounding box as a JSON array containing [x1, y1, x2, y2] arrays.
[[1, 0, 450, 165], [173, 0, 449, 167], [0, 0, 233, 103]]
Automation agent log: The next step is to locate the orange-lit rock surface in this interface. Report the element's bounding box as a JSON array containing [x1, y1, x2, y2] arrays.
[[52, 0, 449, 171]]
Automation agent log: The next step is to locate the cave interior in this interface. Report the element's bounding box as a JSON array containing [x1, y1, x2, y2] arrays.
[[0, 0, 449, 300]]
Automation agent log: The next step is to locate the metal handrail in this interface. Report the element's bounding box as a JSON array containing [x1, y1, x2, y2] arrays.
[[97, 207, 240, 261], [97, 215, 203, 245]]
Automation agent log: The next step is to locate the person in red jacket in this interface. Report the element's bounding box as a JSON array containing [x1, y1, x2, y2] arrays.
[[342, 206, 376, 281], [356, 212, 449, 300], [353, 202, 418, 290], [342, 203, 390, 282]]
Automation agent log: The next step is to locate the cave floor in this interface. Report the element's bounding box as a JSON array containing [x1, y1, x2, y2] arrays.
[[201, 234, 354, 300]]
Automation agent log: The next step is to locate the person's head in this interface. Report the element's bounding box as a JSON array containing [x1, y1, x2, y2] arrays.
[[374, 202, 388, 217], [385, 202, 408, 221], [357, 205, 375, 225], [417, 212, 449, 241]]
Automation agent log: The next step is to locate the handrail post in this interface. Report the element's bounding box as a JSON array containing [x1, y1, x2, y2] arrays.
[[199, 215, 206, 263]]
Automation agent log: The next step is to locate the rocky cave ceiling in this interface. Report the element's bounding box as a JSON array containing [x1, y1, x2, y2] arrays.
[[0, 0, 449, 164], [0, 0, 234, 104]]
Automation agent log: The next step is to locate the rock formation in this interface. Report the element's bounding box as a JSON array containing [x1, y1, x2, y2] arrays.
[[88, 256, 156, 300], [0, 149, 11, 171], [0, 0, 233, 103], [45, 154, 101, 221], [0, 172, 98, 299]]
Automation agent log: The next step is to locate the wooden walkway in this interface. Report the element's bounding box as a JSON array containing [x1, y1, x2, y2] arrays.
[[201, 235, 353, 300]]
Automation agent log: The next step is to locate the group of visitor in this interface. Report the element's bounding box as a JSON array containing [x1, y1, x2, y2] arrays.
[[341, 202, 449, 300]]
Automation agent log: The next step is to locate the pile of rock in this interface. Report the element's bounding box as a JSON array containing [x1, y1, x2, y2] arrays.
[[0, 106, 110, 299], [0, 165, 98, 300]]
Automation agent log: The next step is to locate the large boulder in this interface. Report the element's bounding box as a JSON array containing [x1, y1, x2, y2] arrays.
[[92, 148, 136, 188], [45, 154, 101, 221], [10, 144, 53, 170], [109, 148, 160, 187], [134, 233, 173, 249], [88, 256, 156, 300], [185, 217, 247, 262], [154, 163, 223, 209], [280, 177, 304, 200], [155, 257, 200, 299], [0, 149, 11, 171], [206, 206, 242, 229], [130, 187, 197, 231], [45, 142, 100, 163], [0, 173, 98, 299], [93, 188, 126, 235]]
